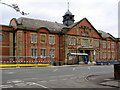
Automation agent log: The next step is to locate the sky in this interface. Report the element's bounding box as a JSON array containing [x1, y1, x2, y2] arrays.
[[0, 0, 119, 38]]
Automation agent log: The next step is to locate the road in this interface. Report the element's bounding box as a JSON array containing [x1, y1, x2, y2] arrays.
[[1, 65, 115, 89]]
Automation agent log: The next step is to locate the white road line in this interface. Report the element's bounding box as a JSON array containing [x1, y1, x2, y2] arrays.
[[0, 85, 13, 88], [8, 72, 14, 74], [26, 82, 36, 85], [50, 76, 57, 78], [70, 77, 76, 79], [39, 81, 47, 83], [15, 83, 27, 87], [53, 69, 58, 72], [12, 80, 24, 83], [49, 79, 56, 82], [26, 82, 48, 88], [61, 79, 67, 80], [88, 67, 90, 70], [50, 74, 74, 78], [73, 68, 75, 71], [33, 83, 48, 88], [63, 74, 74, 77]]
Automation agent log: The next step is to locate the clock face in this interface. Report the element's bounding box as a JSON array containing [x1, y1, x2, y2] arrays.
[[0, 34, 4, 41]]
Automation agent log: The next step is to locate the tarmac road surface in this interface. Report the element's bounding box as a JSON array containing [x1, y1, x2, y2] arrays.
[[1, 65, 116, 89]]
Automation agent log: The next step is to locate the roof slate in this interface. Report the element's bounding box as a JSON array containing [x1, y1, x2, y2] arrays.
[[15, 17, 115, 39], [97, 30, 115, 40], [16, 17, 66, 32]]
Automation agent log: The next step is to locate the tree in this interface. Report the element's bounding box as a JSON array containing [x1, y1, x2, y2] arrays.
[[0, 0, 29, 15]]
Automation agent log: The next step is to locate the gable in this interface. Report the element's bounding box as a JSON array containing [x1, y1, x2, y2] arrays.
[[66, 18, 102, 38], [9, 18, 18, 30]]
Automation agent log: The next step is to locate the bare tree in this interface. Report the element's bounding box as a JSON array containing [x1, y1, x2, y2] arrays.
[[0, 0, 29, 15]]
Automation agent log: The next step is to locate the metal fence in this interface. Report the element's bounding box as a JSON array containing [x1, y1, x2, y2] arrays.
[[0, 56, 64, 66]]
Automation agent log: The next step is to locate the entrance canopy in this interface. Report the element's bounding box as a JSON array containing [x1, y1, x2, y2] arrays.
[[78, 47, 96, 50], [70, 53, 88, 56]]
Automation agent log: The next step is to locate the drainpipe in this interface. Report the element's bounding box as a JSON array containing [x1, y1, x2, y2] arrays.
[[59, 32, 61, 66], [13, 29, 15, 62], [24, 32, 26, 63]]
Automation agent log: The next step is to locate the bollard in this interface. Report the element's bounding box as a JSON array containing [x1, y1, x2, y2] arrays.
[[114, 64, 120, 80]]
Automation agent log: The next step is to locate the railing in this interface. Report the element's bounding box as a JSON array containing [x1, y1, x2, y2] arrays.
[[0, 56, 64, 66], [0, 56, 52, 64]]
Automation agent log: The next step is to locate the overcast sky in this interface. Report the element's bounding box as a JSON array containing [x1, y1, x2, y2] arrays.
[[0, 0, 119, 37]]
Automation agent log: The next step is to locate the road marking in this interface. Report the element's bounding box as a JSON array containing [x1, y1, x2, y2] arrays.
[[53, 69, 58, 72], [15, 83, 27, 87], [49, 79, 56, 82], [26, 82, 36, 85], [104, 79, 112, 81], [7, 81, 11, 84], [12, 80, 24, 83], [85, 77, 89, 81], [73, 68, 75, 71], [23, 78, 37, 80], [63, 74, 74, 77], [50, 74, 74, 78], [39, 81, 47, 83], [8, 72, 14, 74], [32, 83, 48, 88], [88, 67, 90, 70], [70, 77, 76, 79], [0, 85, 13, 88], [26, 82, 48, 88], [61, 79, 67, 80]]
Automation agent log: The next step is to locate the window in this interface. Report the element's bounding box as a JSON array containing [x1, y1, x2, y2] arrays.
[[69, 37, 75, 45], [107, 52, 111, 59], [0, 34, 4, 41], [94, 40, 99, 47], [82, 39, 88, 47], [15, 35, 16, 43], [49, 49, 55, 58], [69, 49, 76, 53], [31, 34, 37, 43], [103, 52, 106, 59], [96, 51, 99, 59], [89, 39, 92, 46], [107, 42, 110, 49], [31, 48, 37, 57], [82, 31, 89, 36], [78, 38, 81, 45], [49, 36, 55, 45], [103, 42, 106, 49], [112, 52, 115, 59], [40, 34, 46, 44], [112, 42, 115, 49], [40, 49, 46, 58]]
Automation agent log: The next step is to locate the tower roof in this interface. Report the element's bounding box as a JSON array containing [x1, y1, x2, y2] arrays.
[[65, 10, 72, 15]]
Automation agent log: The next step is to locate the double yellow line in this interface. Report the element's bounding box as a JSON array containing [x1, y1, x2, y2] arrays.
[[0, 64, 52, 67]]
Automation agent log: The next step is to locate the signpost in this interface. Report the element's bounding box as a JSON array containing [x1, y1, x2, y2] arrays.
[[50, 56, 52, 65]]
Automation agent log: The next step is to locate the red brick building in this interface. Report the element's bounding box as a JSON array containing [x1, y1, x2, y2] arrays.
[[0, 10, 120, 65]]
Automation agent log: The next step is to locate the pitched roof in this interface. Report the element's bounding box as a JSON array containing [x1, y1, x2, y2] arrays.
[[97, 30, 115, 40], [16, 17, 66, 32]]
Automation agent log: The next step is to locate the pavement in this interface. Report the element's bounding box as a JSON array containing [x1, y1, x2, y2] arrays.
[[86, 71, 120, 88], [100, 78, 120, 88], [0, 63, 99, 69]]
